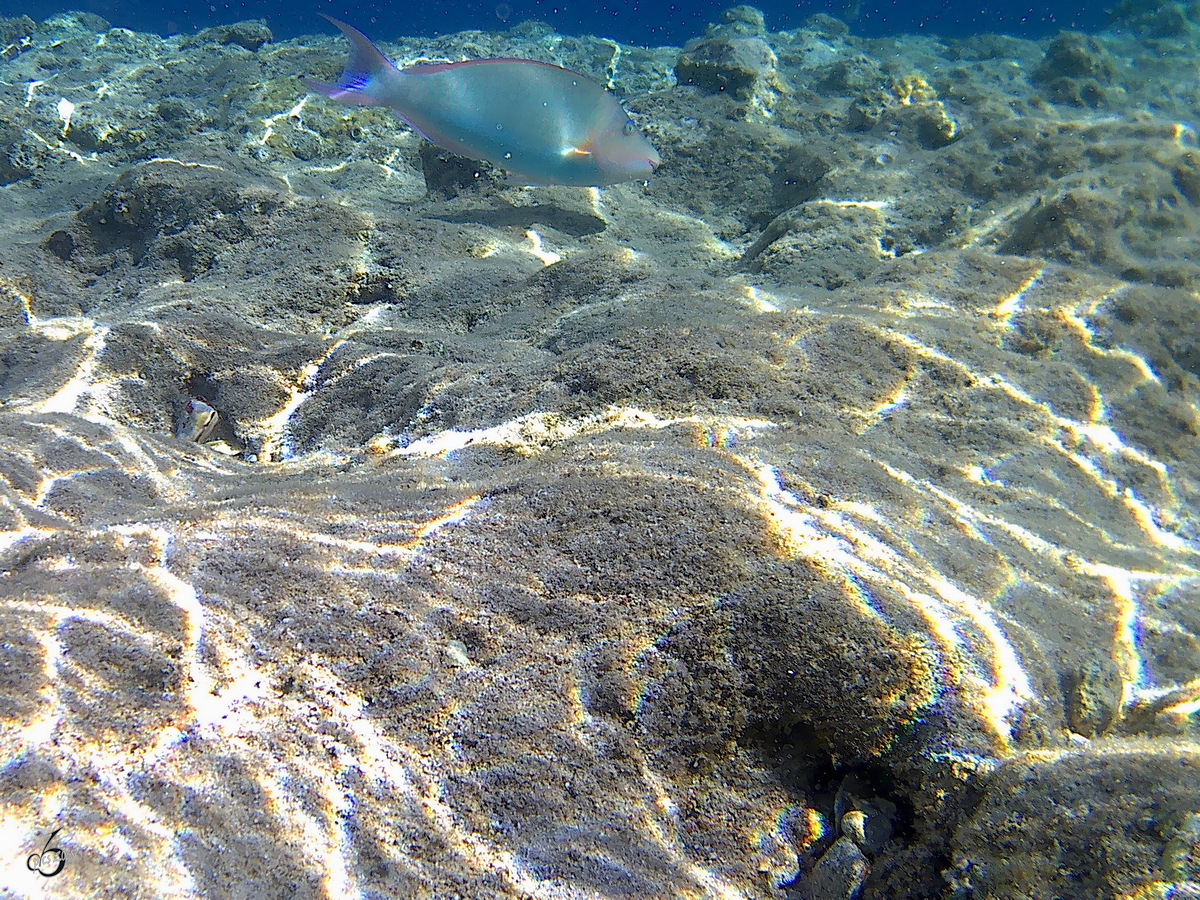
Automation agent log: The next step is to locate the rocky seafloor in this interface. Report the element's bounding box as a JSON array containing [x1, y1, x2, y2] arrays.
[[2, 4, 1200, 898]]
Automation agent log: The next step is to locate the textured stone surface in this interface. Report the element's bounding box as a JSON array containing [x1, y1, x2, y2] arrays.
[[1, 9, 1199, 900]]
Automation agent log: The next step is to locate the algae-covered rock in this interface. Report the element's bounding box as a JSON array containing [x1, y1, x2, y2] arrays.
[[801, 836, 870, 899], [0, 14, 35, 49], [1035, 32, 1117, 82], [0, 124, 37, 185], [1172, 149, 1200, 205], [1065, 656, 1124, 737], [1032, 32, 1116, 107], [951, 742, 1200, 899], [999, 161, 1200, 288], [742, 202, 890, 290], [1163, 812, 1200, 882], [769, 143, 832, 210], [676, 36, 779, 97], [709, 4, 768, 37], [1107, 0, 1200, 36], [181, 20, 273, 51]]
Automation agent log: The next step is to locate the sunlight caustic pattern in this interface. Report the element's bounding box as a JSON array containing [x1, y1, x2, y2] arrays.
[[1, 176, 1199, 898], [1, 416, 773, 897]]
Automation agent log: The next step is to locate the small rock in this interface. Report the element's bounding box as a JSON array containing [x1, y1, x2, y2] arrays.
[[156, 98, 193, 123], [840, 805, 893, 854], [675, 36, 778, 97], [1064, 656, 1124, 737], [710, 5, 767, 37], [833, 774, 896, 854], [1033, 32, 1116, 82], [42, 11, 110, 32], [799, 836, 869, 900], [847, 93, 887, 131], [176, 398, 219, 443], [45, 230, 75, 261], [999, 189, 1124, 268], [771, 144, 831, 211], [1038, 76, 1108, 108], [182, 20, 272, 51], [1172, 150, 1200, 205], [1107, 0, 1197, 37], [0, 131, 45, 185], [0, 14, 35, 49], [819, 55, 886, 95], [1163, 812, 1200, 882], [834, 773, 868, 824], [803, 13, 850, 38], [907, 102, 961, 148], [419, 144, 500, 196], [1031, 32, 1115, 107], [444, 640, 472, 667], [890, 75, 961, 147], [841, 811, 869, 845]]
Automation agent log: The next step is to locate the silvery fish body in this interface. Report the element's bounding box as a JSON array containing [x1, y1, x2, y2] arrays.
[[306, 17, 660, 187]]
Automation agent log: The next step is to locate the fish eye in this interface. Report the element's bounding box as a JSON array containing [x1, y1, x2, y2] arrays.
[[623, 120, 634, 136]]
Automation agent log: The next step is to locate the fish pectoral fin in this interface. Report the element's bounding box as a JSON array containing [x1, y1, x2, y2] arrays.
[[563, 146, 593, 159]]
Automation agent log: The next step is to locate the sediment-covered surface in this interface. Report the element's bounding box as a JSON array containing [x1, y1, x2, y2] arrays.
[[2, 6, 1199, 898]]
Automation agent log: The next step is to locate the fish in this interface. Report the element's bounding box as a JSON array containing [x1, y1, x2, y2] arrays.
[[305, 16, 660, 187]]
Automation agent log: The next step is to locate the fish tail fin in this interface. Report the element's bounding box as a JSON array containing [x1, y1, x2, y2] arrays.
[[306, 15, 398, 106]]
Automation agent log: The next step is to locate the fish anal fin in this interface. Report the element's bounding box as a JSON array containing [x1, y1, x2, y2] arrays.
[[303, 77, 380, 106]]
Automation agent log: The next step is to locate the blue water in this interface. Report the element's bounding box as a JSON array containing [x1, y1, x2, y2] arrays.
[[7, 0, 1107, 48]]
